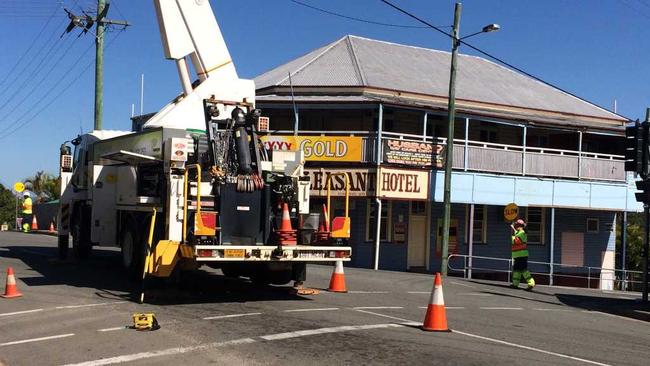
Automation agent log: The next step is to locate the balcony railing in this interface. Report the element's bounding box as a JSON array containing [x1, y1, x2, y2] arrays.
[[267, 130, 626, 182]]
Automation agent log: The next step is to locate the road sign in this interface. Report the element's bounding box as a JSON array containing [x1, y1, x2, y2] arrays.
[[13, 182, 24, 193], [504, 203, 519, 221]]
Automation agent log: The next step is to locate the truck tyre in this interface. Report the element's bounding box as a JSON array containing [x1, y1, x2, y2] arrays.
[[120, 221, 145, 280], [71, 209, 92, 259], [57, 235, 69, 260]]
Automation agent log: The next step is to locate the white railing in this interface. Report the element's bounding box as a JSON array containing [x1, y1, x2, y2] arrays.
[[447, 254, 644, 291], [265, 130, 626, 182]]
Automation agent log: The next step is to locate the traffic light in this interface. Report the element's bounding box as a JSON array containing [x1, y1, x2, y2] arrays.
[[635, 179, 650, 204], [625, 120, 645, 174]]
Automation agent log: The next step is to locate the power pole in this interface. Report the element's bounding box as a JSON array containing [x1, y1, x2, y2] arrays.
[[62, 1, 130, 131], [440, 3, 462, 276]]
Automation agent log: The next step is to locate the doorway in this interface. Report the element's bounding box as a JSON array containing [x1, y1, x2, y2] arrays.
[[408, 201, 429, 270]]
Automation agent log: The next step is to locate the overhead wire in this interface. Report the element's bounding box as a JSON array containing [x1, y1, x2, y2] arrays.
[[0, 28, 126, 140], [289, 0, 437, 29], [0, 18, 72, 110], [0, 4, 61, 90], [378, 0, 627, 119], [0, 35, 85, 125]]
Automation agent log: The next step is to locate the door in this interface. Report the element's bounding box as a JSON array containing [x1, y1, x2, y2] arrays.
[[408, 201, 428, 269]]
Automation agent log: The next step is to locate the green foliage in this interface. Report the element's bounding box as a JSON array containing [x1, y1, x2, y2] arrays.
[[0, 183, 17, 228], [24, 170, 60, 203], [617, 213, 645, 271]]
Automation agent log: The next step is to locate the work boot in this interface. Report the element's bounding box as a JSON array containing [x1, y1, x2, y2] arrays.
[[510, 284, 519, 289], [293, 281, 304, 290], [525, 278, 536, 291]]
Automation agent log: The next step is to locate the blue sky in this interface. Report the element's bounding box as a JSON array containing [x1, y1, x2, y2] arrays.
[[1, 0, 649, 188]]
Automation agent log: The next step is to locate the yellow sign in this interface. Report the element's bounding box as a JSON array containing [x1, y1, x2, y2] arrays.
[[13, 182, 24, 193], [504, 203, 519, 221], [261, 135, 363, 162]]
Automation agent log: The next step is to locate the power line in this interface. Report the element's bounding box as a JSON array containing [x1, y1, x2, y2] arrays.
[[0, 36, 85, 126], [0, 29, 126, 140], [379, 0, 627, 119], [0, 5, 60, 89], [289, 0, 436, 29]]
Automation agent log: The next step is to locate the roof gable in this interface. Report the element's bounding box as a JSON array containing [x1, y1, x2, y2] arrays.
[[255, 35, 625, 123]]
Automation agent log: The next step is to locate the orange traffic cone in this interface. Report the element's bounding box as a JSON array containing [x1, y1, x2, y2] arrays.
[[49, 222, 55, 233], [280, 203, 292, 231], [422, 273, 449, 332], [327, 261, 347, 293], [31, 216, 38, 230], [2, 267, 23, 298], [277, 203, 297, 245]]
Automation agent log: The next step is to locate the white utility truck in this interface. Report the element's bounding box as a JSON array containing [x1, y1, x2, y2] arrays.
[[56, 0, 351, 289]]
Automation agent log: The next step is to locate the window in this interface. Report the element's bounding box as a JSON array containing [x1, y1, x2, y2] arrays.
[[525, 207, 545, 245], [366, 200, 391, 241], [467, 205, 487, 244], [586, 218, 599, 233], [411, 201, 426, 216], [479, 129, 498, 143]]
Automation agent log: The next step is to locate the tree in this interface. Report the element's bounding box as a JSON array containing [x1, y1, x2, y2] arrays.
[[0, 184, 17, 228], [24, 171, 60, 203], [617, 212, 644, 271]]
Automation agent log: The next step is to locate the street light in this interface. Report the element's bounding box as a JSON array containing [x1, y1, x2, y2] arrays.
[[440, 3, 499, 276]]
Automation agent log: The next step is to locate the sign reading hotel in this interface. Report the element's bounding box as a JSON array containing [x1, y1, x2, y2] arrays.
[[382, 138, 444, 168], [377, 167, 429, 201], [262, 135, 363, 162], [305, 167, 429, 201]]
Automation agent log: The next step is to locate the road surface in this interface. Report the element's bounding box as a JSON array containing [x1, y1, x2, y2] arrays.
[[0, 232, 648, 365]]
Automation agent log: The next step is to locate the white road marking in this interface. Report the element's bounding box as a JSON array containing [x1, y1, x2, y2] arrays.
[[453, 330, 612, 366], [533, 308, 574, 312], [407, 291, 430, 294], [458, 292, 492, 296], [283, 308, 339, 313], [97, 327, 126, 332], [349, 291, 390, 294], [203, 312, 262, 320], [0, 308, 44, 317], [582, 310, 650, 325], [352, 306, 403, 310], [418, 306, 465, 310], [634, 309, 650, 315], [480, 307, 523, 310], [450, 281, 476, 288], [0, 333, 75, 347], [55, 301, 126, 309], [61, 338, 256, 366], [259, 323, 402, 341], [355, 309, 417, 324]]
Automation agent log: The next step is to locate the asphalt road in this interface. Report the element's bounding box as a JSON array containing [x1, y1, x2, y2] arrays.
[[0, 231, 649, 366]]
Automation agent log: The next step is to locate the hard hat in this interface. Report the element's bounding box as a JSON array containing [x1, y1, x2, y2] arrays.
[[23, 192, 29, 197], [514, 218, 526, 227]]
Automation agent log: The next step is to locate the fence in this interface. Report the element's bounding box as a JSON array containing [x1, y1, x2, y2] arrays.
[[447, 254, 644, 292]]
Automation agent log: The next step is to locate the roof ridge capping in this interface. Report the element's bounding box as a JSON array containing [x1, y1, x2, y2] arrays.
[[347, 35, 627, 122]]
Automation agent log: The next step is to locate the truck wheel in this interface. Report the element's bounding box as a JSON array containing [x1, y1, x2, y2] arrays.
[[57, 235, 69, 260], [120, 222, 144, 280], [71, 210, 91, 259]]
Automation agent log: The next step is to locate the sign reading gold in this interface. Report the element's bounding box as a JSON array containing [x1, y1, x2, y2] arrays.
[[261, 135, 363, 162]]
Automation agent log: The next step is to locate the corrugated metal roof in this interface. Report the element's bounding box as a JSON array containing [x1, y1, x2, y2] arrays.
[[255, 35, 626, 123]]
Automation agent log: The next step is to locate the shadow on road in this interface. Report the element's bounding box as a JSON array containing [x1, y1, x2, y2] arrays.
[[1, 245, 310, 305], [556, 293, 650, 323]]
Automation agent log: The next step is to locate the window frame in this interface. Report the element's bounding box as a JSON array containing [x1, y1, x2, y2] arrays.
[[586, 218, 599, 233], [525, 207, 545, 245], [466, 204, 487, 244], [365, 199, 392, 242]]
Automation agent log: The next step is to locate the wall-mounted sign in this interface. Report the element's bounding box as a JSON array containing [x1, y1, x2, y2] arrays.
[[382, 138, 444, 168], [393, 222, 407, 243], [305, 168, 376, 197], [305, 167, 429, 201], [377, 167, 429, 201], [262, 135, 363, 162]]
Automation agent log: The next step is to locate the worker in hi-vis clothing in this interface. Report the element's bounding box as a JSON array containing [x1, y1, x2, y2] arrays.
[[21, 192, 32, 233], [510, 218, 535, 290]]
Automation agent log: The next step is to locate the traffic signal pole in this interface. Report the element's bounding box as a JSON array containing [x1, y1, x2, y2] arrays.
[[643, 108, 650, 302]]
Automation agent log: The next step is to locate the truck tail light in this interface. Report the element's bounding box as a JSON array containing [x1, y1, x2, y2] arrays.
[[197, 249, 214, 257]]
